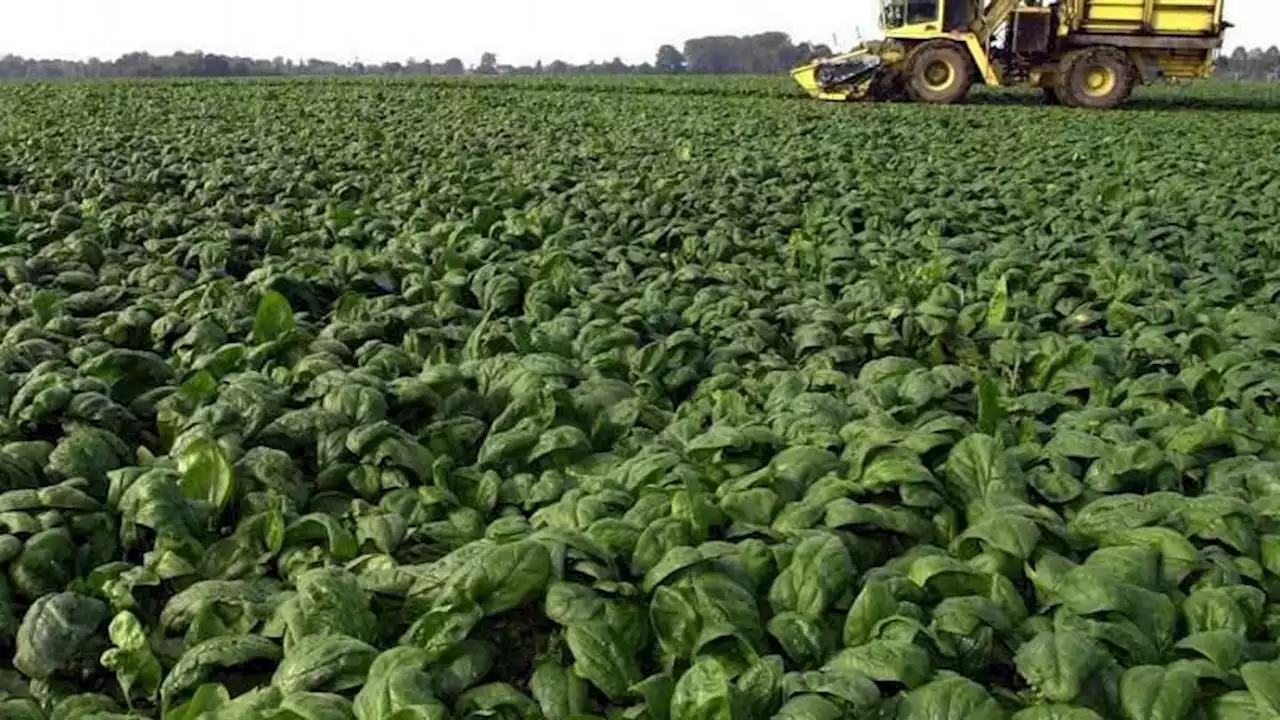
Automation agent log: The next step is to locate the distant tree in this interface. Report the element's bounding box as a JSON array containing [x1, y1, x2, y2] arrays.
[[747, 31, 792, 73], [680, 33, 837, 74], [683, 36, 735, 73], [2, 35, 1272, 82], [1215, 45, 1280, 80], [655, 44, 685, 73]]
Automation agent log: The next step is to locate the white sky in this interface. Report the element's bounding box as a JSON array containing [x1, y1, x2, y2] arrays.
[[2, 0, 1275, 66]]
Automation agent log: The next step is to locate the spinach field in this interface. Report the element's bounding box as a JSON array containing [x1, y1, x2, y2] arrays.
[[1, 76, 1280, 719]]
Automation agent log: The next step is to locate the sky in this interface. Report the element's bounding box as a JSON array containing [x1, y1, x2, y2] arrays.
[[3, 0, 1276, 67]]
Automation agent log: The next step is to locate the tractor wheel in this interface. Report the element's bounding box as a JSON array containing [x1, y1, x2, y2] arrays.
[[905, 42, 974, 104], [1042, 85, 1062, 105], [1057, 47, 1134, 109], [868, 66, 907, 101]]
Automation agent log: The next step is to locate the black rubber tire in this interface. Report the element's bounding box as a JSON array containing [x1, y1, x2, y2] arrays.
[[1042, 85, 1062, 105], [868, 67, 907, 101], [1056, 47, 1134, 109], [905, 42, 974, 104]]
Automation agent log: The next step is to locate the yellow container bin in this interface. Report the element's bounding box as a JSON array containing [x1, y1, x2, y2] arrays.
[[1079, 0, 1223, 35]]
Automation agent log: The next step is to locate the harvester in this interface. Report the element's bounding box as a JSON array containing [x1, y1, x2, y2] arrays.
[[791, 0, 1227, 108]]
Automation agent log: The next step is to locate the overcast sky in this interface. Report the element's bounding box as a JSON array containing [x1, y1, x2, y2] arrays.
[[4, 0, 1276, 66]]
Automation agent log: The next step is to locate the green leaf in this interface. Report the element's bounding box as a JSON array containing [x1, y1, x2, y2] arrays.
[[734, 654, 784, 718], [1011, 706, 1104, 720], [767, 611, 828, 668], [1184, 585, 1265, 636], [253, 290, 296, 344], [353, 647, 448, 720], [160, 635, 282, 709], [276, 691, 356, 720], [844, 580, 899, 647], [823, 639, 933, 689], [164, 683, 231, 720], [782, 666, 880, 711], [566, 615, 645, 701], [631, 672, 675, 720], [445, 540, 552, 616], [946, 434, 1024, 503], [1173, 630, 1244, 671], [272, 633, 379, 694], [773, 694, 843, 720], [454, 682, 540, 718], [1118, 664, 1196, 720], [650, 585, 701, 666], [767, 532, 854, 618], [274, 567, 378, 649], [531, 657, 590, 719], [986, 273, 1010, 327], [398, 601, 483, 663], [0, 699, 44, 720], [100, 610, 163, 702], [177, 436, 236, 516], [14, 592, 109, 680], [1014, 630, 1107, 705], [48, 693, 123, 720], [670, 657, 733, 720], [895, 674, 1003, 720], [429, 639, 495, 700], [285, 513, 359, 561], [956, 513, 1042, 560], [1241, 661, 1280, 716], [976, 375, 1006, 436]]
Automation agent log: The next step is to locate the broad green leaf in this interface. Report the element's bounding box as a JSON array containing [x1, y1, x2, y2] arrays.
[[946, 433, 1024, 502], [767, 531, 853, 617], [1014, 630, 1107, 705], [670, 657, 733, 720], [1119, 664, 1196, 720], [823, 639, 933, 689], [160, 635, 282, 708], [14, 592, 109, 680], [353, 647, 448, 720], [844, 580, 899, 647], [773, 694, 843, 719], [895, 674, 1003, 720], [531, 657, 590, 719], [1012, 706, 1104, 720], [1241, 661, 1280, 716], [272, 633, 379, 694], [177, 437, 236, 515], [253, 290, 296, 344]]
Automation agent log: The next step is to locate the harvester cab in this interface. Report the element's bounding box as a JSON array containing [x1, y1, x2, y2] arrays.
[[791, 0, 1226, 108]]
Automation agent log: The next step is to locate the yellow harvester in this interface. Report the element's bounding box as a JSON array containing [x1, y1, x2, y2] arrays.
[[791, 0, 1228, 108]]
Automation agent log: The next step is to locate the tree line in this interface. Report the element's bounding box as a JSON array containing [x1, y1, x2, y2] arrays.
[[1, 34, 1276, 81], [1215, 46, 1280, 81], [0, 33, 832, 79]]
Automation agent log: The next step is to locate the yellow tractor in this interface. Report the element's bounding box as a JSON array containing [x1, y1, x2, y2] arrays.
[[792, 0, 1227, 108]]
